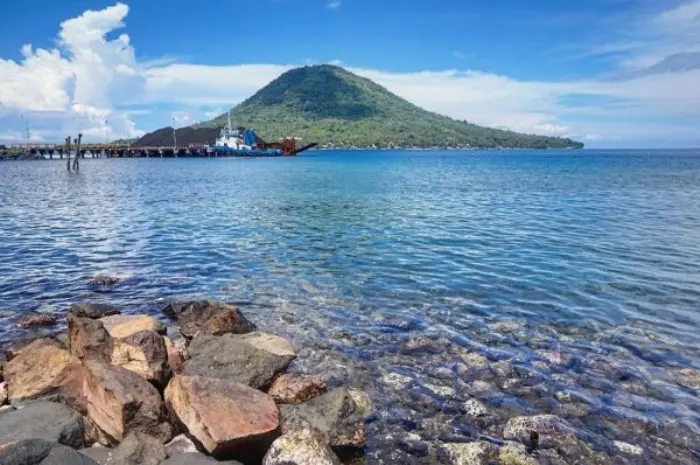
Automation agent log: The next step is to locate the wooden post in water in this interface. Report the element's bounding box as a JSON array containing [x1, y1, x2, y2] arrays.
[[72, 133, 82, 171], [65, 137, 71, 170]]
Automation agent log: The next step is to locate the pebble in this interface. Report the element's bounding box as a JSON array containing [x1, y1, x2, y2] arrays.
[[614, 441, 644, 456], [381, 372, 413, 389], [463, 399, 489, 418]]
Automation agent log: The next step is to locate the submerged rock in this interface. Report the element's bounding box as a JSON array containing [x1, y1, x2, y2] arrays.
[[111, 330, 170, 386], [268, 374, 327, 405], [89, 276, 121, 286], [162, 300, 256, 338], [280, 388, 366, 450], [263, 428, 341, 465], [498, 442, 538, 465], [69, 303, 121, 319], [14, 312, 58, 329], [100, 315, 165, 339], [185, 332, 296, 389], [83, 360, 172, 445], [0, 401, 84, 448], [440, 441, 495, 465], [165, 375, 279, 459], [504, 415, 576, 448], [0, 438, 100, 465], [108, 432, 166, 465]]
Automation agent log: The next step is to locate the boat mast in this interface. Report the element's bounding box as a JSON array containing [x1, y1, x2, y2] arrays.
[[228, 111, 232, 134]]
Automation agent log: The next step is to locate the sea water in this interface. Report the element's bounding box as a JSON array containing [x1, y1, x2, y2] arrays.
[[1, 150, 699, 462]]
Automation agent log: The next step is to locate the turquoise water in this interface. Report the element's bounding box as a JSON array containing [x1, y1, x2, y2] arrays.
[[1, 150, 700, 462]]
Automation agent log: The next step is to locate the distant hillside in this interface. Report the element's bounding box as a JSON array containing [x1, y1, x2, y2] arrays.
[[133, 127, 220, 147], [193, 65, 582, 149]]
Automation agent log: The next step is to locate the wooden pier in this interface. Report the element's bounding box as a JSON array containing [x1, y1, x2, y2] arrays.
[[0, 143, 283, 160]]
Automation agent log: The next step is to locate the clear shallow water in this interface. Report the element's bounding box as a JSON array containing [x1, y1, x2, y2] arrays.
[[1, 150, 700, 463]]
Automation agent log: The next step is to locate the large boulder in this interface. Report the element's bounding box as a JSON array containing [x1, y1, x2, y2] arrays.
[[69, 303, 121, 319], [165, 375, 279, 459], [268, 374, 326, 405], [184, 332, 295, 389], [100, 315, 165, 339], [162, 301, 256, 338], [4, 339, 71, 402], [68, 316, 113, 362], [108, 432, 166, 465], [0, 401, 84, 448], [163, 452, 243, 465], [263, 428, 341, 465], [111, 330, 170, 386], [15, 312, 58, 329], [280, 388, 365, 450], [83, 360, 173, 445], [0, 438, 100, 465]]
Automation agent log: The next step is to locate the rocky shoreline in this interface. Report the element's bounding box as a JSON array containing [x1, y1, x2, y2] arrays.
[[1, 299, 700, 464], [0, 301, 368, 465]]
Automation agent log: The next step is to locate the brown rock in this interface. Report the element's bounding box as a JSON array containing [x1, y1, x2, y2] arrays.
[[3, 336, 65, 362], [100, 315, 166, 339], [165, 375, 279, 458], [111, 330, 170, 386], [70, 302, 121, 319], [162, 301, 256, 338], [164, 337, 186, 376], [83, 360, 173, 445], [268, 374, 326, 405], [4, 338, 71, 401], [15, 312, 58, 329], [68, 316, 114, 362]]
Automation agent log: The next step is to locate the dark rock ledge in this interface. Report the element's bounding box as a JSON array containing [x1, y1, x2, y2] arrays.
[[0, 300, 369, 465]]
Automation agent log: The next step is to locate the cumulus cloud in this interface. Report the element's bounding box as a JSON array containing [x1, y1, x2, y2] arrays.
[[0, 1, 698, 146], [0, 2, 144, 141]]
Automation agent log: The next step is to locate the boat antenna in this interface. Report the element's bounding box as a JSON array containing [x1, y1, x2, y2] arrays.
[[228, 111, 232, 133]]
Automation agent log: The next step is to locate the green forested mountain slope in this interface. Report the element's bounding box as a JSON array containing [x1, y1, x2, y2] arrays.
[[198, 65, 583, 149]]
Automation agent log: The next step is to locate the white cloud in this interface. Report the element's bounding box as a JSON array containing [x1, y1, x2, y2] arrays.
[[0, 2, 143, 141], [327, 0, 342, 9]]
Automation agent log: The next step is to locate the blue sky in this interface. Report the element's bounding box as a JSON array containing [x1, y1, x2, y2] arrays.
[[1, 0, 699, 147]]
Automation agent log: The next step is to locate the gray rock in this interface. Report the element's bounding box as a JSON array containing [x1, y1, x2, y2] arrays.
[[0, 401, 84, 448], [164, 434, 201, 456], [69, 303, 121, 319], [15, 313, 58, 329], [503, 415, 575, 450], [162, 301, 256, 338], [184, 332, 295, 388], [263, 428, 341, 465], [163, 452, 243, 465], [78, 445, 113, 464], [108, 432, 166, 465], [68, 316, 114, 362], [0, 438, 100, 465], [280, 388, 365, 450]]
